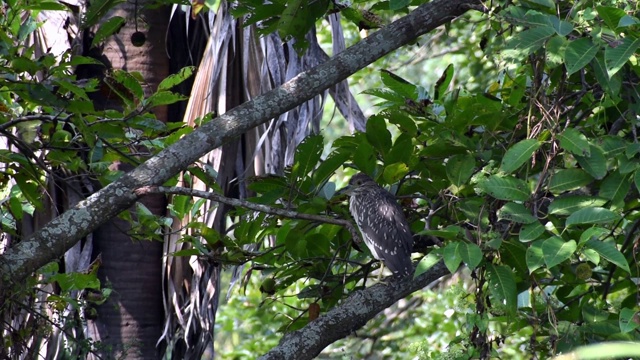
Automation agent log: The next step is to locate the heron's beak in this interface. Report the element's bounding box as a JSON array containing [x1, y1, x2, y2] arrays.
[[335, 184, 354, 197]]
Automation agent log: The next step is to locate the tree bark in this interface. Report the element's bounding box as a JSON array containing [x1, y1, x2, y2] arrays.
[[0, 0, 479, 289], [260, 262, 450, 360]]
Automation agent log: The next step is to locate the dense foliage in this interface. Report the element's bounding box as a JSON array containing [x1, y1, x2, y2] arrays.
[[2, 0, 640, 358]]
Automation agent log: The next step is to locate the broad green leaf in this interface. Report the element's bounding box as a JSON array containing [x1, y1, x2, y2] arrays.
[[446, 154, 475, 187], [591, 55, 622, 97], [312, 151, 350, 192], [579, 227, 609, 245], [91, 16, 125, 48], [585, 238, 630, 273], [596, 6, 627, 30], [548, 169, 593, 194], [145, 91, 188, 107], [598, 171, 630, 204], [548, 196, 607, 216], [542, 237, 576, 268], [487, 264, 517, 314], [365, 115, 392, 156], [443, 242, 463, 273], [500, 240, 529, 277], [479, 175, 530, 201], [619, 15, 640, 28], [598, 135, 626, 157], [459, 242, 482, 270], [566, 207, 620, 226], [386, 132, 414, 165], [500, 139, 541, 174], [380, 70, 416, 100], [382, 162, 409, 184], [158, 66, 195, 91], [497, 202, 536, 224], [560, 342, 640, 360], [619, 308, 640, 333], [520, 221, 545, 242], [50, 272, 100, 292], [352, 134, 376, 175], [82, 0, 126, 28], [605, 37, 640, 77], [291, 135, 323, 180], [389, 0, 410, 10], [413, 253, 440, 278], [575, 145, 607, 180], [526, 240, 545, 273], [558, 128, 590, 156], [417, 225, 463, 239], [549, 16, 573, 36], [635, 168, 640, 193], [504, 26, 555, 58], [26, 1, 68, 10], [564, 38, 599, 75], [435, 64, 455, 101]]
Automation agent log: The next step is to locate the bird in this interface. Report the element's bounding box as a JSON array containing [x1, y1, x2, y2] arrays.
[[340, 173, 414, 278]]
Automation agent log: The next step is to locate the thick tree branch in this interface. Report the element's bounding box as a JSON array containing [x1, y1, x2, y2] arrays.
[[0, 0, 478, 285], [259, 261, 450, 360]]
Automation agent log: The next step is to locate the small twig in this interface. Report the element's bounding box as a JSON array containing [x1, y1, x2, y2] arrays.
[[134, 185, 361, 242]]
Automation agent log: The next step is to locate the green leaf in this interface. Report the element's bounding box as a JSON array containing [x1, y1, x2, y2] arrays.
[[548, 168, 593, 194], [619, 308, 640, 333], [386, 132, 414, 165], [566, 207, 620, 226], [479, 175, 530, 201], [542, 237, 576, 268], [548, 196, 607, 216], [500, 139, 541, 174], [575, 145, 607, 180], [605, 37, 640, 77], [26, 1, 68, 10], [417, 225, 463, 239], [520, 221, 545, 242], [145, 91, 188, 107], [312, 151, 350, 193], [598, 171, 630, 204], [558, 128, 590, 156], [446, 154, 475, 187], [564, 38, 599, 75], [504, 26, 555, 57], [51, 272, 100, 292], [585, 238, 630, 273], [635, 169, 640, 193], [83, 0, 126, 29], [563, 342, 640, 360], [291, 135, 323, 181], [380, 70, 417, 100], [365, 115, 392, 156], [91, 16, 125, 48], [487, 264, 517, 315], [413, 253, 440, 278], [382, 162, 409, 184], [389, 0, 410, 10], [158, 66, 195, 91], [459, 243, 482, 270], [434, 64, 455, 101], [596, 6, 627, 30], [549, 16, 573, 36], [443, 242, 462, 273], [526, 240, 545, 272], [352, 134, 376, 175], [497, 202, 536, 224]]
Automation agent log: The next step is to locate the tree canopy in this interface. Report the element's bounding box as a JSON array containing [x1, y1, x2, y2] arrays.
[[2, 0, 640, 358]]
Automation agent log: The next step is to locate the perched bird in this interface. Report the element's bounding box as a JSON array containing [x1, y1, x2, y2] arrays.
[[340, 173, 414, 278]]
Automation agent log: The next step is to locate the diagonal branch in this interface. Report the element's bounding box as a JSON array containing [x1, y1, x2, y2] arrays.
[[259, 261, 450, 360], [135, 185, 361, 241], [0, 0, 478, 286]]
